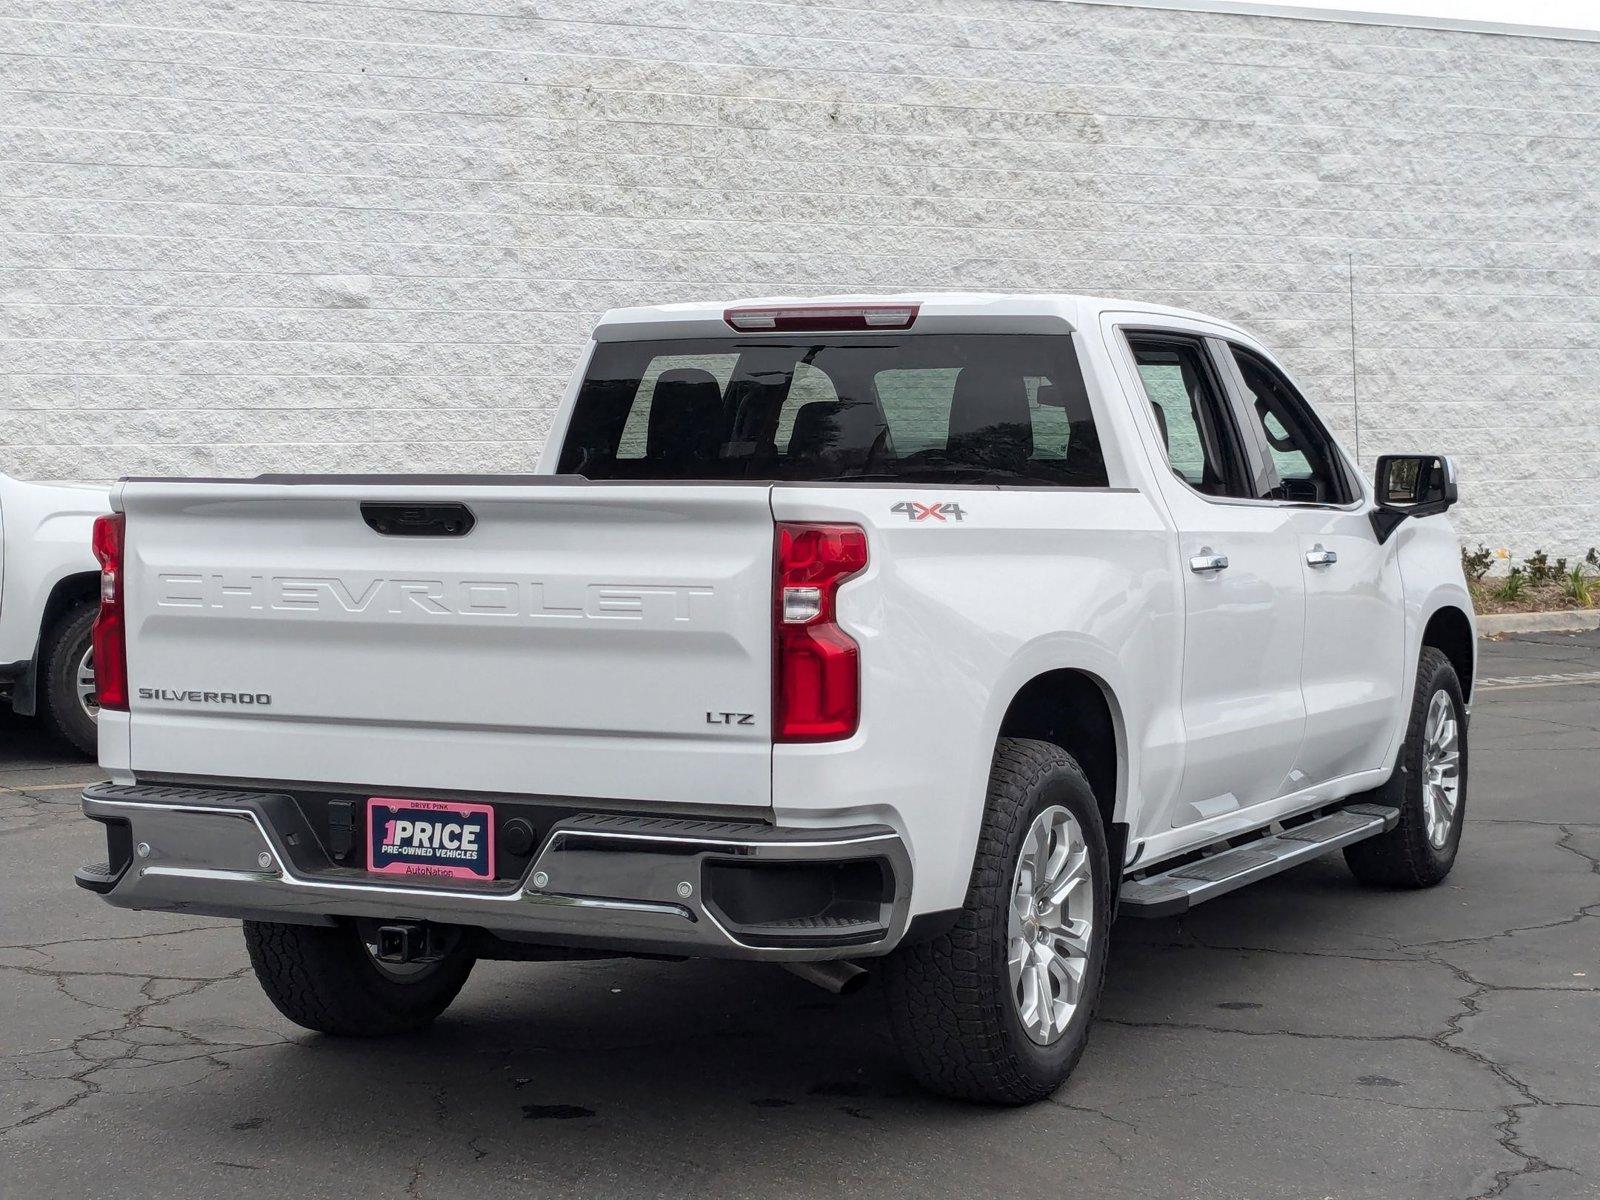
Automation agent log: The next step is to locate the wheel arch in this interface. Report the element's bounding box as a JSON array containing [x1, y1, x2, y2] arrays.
[[1421, 604, 1475, 704], [995, 667, 1127, 870], [10, 570, 98, 716]]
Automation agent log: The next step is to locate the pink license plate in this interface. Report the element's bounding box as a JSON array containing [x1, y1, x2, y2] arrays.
[[367, 798, 495, 880]]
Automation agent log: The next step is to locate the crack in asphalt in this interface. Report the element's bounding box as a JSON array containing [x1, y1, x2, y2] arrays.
[[1416, 956, 1574, 1199], [1093, 960, 1580, 1198], [1096, 820, 1600, 1195], [0, 923, 232, 953], [1048, 1099, 1140, 1130], [1400, 900, 1600, 950], [1432, 823, 1600, 1199], [1167, 917, 1421, 964], [1097, 1016, 1424, 1044], [0, 956, 288, 1138], [397, 1082, 453, 1198], [1398, 827, 1600, 951], [1046, 1100, 1135, 1165]]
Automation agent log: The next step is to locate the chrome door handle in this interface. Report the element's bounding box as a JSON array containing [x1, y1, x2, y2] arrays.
[[1189, 553, 1229, 573], [1305, 546, 1338, 567]]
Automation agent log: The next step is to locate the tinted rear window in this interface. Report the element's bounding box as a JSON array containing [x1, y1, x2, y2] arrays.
[[557, 334, 1108, 487]]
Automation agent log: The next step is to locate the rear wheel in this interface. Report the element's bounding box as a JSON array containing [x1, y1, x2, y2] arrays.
[[882, 738, 1112, 1104], [38, 600, 98, 756], [243, 920, 476, 1036], [1344, 646, 1468, 888]]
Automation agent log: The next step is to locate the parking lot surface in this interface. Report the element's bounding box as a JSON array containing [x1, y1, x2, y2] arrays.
[[2, 631, 1597, 1199]]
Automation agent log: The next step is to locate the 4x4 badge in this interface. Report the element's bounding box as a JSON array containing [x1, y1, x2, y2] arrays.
[[891, 500, 966, 523]]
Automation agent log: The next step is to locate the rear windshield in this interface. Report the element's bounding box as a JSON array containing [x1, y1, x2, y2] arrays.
[[556, 334, 1109, 487]]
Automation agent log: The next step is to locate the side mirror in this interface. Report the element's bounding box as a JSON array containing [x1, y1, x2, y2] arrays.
[[1370, 454, 1458, 543]]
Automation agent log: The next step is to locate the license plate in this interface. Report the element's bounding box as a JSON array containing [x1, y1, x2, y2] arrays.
[[367, 798, 495, 880]]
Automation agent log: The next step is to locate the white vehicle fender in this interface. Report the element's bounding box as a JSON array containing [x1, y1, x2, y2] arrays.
[[1378, 518, 1477, 773], [0, 475, 110, 713], [975, 632, 1135, 821]]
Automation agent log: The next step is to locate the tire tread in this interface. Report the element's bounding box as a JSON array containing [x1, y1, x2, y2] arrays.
[[243, 920, 473, 1036], [1343, 647, 1466, 888], [883, 738, 1110, 1105], [38, 600, 98, 756]]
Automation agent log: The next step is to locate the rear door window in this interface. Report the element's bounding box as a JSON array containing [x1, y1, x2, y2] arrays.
[[559, 334, 1109, 487], [1125, 335, 1252, 499]]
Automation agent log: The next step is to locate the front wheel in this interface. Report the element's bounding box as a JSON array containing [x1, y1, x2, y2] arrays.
[[882, 738, 1113, 1104], [243, 920, 476, 1036], [1344, 646, 1468, 888]]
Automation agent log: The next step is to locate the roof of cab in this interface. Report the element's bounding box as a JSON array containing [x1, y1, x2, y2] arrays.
[[591, 292, 1248, 343]]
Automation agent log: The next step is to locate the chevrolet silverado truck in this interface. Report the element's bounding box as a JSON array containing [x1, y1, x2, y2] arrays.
[[1, 471, 110, 754], [75, 294, 1474, 1104]]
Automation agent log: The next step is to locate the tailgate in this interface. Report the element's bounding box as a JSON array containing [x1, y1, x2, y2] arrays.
[[119, 479, 775, 809]]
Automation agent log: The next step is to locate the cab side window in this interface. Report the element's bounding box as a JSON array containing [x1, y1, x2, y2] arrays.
[[1126, 335, 1250, 499], [1231, 347, 1354, 505]]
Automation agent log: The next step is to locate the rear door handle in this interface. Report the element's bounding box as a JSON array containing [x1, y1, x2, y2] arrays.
[[1305, 546, 1338, 567], [1189, 552, 1229, 574]]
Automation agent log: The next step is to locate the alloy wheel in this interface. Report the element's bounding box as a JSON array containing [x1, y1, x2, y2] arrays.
[[75, 646, 99, 722], [1007, 804, 1096, 1045], [1421, 690, 1461, 849]]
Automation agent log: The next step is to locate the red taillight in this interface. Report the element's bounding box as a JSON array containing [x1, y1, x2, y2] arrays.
[[91, 513, 128, 712], [774, 522, 868, 742], [725, 303, 919, 333]]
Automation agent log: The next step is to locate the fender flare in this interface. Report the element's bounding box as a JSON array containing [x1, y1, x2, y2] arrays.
[[976, 633, 1136, 822]]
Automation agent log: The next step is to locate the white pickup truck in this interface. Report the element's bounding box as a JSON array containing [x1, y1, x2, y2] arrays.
[[77, 294, 1474, 1104], [1, 471, 110, 754]]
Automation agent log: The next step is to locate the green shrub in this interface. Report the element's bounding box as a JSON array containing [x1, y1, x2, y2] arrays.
[[1563, 566, 1594, 607], [1495, 569, 1528, 602], [1461, 544, 1494, 582], [1521, 550, 1559, 587]]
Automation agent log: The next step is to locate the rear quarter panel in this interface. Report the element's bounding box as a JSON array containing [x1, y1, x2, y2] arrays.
[[770, 485, 1181, 916]]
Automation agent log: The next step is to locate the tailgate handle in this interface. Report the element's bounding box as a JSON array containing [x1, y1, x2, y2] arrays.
[[361, 502, 475, 538]]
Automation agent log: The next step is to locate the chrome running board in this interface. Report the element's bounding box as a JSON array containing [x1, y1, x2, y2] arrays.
[[1119, 803, 1401, 918]]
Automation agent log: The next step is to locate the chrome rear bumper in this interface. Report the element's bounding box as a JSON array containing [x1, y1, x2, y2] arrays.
[[76, 783, 913, 961]]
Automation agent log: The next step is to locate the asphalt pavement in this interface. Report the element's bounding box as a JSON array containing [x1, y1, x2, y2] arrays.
[[2, 632, 1597, 1199]]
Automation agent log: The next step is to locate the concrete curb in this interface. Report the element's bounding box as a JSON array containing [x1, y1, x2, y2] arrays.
[[1477, 610, 1600, 636]]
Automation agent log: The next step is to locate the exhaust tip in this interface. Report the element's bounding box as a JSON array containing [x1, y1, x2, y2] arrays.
[[783, 960, 869, 996]]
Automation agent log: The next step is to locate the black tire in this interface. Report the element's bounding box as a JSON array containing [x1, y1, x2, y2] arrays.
[[243, 920, 476, 1036], [1343, 647, 1468, 888], [882, 738, 1113, 1105], [38, 600, 98, 756]]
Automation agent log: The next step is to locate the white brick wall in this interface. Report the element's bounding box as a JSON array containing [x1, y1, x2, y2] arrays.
[[2, 0, 1597, 555]]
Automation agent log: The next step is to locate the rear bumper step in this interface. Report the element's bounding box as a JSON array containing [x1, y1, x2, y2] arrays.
[[75, 783, 912, 961], [1118, 803, 1401, 918]]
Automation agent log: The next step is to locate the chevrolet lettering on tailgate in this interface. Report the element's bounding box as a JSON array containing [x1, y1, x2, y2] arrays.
[[155, 573, 715, 623]]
